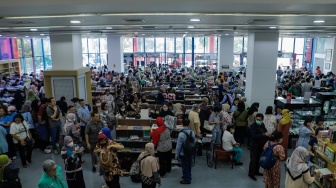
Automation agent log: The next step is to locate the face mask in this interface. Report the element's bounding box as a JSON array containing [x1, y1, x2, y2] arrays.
[[256, 120, 262, 125], [121, 108, 125, 111], [68, 142, 74, 147]]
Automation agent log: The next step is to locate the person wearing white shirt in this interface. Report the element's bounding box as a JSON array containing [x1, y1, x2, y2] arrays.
[[222, 124, 243, 166]]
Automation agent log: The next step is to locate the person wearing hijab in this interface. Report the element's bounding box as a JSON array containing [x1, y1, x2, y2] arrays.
[[60, 136, 86, 188], [277, 109, 292, 158], [233, 101, 248, 146], [220, 104, 232, 131], [285, 147, 320, 188], [138, 143, 161, 188], [158, 103, 174, 119], [102, 127, 112, 140], [26, 89, 40, 102], [0, 154, 21, 188], [150, 117, 172, 177], [262, 131, 285, 188], [94, 133, 124, 188], [64, 113, 81, 144]]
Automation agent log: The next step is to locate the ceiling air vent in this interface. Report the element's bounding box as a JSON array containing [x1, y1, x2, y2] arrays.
[[247, 19, 273, 24], [6, 21, 35, 25], [141, 26, 157, 30], [123, 19, 145, 23]]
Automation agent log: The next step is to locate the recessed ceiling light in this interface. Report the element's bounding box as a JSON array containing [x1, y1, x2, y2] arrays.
[[30, 28, 38, 31], [40, 34, 45, 36], [13, 37, 16, 38], [314, 20, 325, 23], [106, 26, 113, 29], [218, 35, 222, 36], [70, 20, 81, 24], [269, 26, 277, 29], [188, 25, 194, 29], [25, 36, 29, 37], [190, 18, 200, 22], [225, 34, 229, 36], [142, 34, 145, 35]]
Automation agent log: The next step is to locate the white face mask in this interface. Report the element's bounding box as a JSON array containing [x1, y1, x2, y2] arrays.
[[121, 108, 125, 112], [68, 142, 74, 147]]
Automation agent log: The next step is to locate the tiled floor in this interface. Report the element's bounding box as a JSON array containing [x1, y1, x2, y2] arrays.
[[17, 147, 288, 188]]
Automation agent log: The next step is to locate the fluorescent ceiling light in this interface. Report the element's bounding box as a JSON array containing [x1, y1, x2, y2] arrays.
[[188, 25, 194, 29], [40, 34, 45, 36], [190, 18, 201, 22], [225, 34, 229, 35], [314, 20, 325, 23], [3, 14, 96, 19], [269, 26, 277, 29], [105, 26, 113, 29], [0, 35, 2, 37], [70, 20, 81, 24], [142, 34, 145, 35], [183, 34, 187, 37], [25, 36, 29, 37], [30, 28, 38, 31]]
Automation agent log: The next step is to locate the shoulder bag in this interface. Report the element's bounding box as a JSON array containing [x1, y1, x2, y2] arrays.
[[21, 122, 33, 147]]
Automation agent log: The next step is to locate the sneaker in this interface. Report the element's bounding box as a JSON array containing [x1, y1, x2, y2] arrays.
[[180, 180, 191, 184], [53, 150, 59, 155], [11, 156, 17, 160], [44, 149, 51, 154]]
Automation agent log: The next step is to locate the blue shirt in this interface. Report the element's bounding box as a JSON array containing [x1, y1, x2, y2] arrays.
[[298, 125, 311, 149], [175, 128, 196, 158], [0, 126, 8, 153], [77, 106, 90, 127], [22, 112, 35, 129], [190, 84, 196, 89], [0, 115, 11, 133]]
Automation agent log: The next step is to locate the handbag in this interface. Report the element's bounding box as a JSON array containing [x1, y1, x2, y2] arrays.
[[21, 123, 33, 146], [203, 120, 215, 131]]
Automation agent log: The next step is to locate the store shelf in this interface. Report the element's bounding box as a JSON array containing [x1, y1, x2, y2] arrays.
[[117, 147, 176, 154], [116, 125, 151, 131], [316, 150, 335, 165], [313, 180, 323, 188]]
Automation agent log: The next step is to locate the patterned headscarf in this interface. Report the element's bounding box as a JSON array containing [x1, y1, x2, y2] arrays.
[[286, 146, 309, 180]]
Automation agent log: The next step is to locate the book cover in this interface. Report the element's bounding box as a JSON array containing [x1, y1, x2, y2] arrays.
[[324, 147, 335, 162]]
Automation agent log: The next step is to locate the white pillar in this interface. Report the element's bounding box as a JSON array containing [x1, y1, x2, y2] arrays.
[[107, 36, 124, 73], [245, 33, 279, 112], [50, 34, 83, 70], [218, 36, 234, 72]]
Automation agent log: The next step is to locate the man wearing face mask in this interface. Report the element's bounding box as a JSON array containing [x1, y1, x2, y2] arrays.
[[61, 136, 86, 188], [248, 113, 271, 181]]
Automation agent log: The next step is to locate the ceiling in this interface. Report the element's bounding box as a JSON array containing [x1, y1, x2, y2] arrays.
[[1, 0, 336, 38]]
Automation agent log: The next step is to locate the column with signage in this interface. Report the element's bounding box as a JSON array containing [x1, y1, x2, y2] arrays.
[[107, 35, 124, 73], [245, 33, 279, 112], [218, 36, 234, 72]]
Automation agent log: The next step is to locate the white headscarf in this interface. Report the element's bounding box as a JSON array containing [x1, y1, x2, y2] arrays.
[[286, 146, 310, 180]]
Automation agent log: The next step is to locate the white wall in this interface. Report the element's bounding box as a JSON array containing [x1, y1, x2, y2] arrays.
[[314, 38, 336, 74], [218, 36, 234, 72]]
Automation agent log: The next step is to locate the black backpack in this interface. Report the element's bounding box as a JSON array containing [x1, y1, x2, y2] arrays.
[[180, 130, 197, 156]]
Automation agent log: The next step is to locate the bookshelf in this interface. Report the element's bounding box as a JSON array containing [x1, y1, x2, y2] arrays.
[[313, 130, 336, 188], [0, 59, 20, 77]]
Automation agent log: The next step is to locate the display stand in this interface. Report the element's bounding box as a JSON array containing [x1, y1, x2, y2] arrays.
[[0, 59, 20, 77]]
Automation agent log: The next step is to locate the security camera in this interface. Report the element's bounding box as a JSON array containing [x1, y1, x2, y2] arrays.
[[233, 26, 237, 30]]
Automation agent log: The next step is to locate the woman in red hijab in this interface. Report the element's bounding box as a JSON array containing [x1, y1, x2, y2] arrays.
[[150, 117, 172, 177]]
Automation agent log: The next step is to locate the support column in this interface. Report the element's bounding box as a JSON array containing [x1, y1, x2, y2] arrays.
[[46, 34, 91, 105], [107, 35, 124, 73], [50, 34, 83, 70], [218, 36, 234, 72], [245, 33, 279, 112]]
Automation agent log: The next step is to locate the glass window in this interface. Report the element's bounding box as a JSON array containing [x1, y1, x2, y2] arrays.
[[44, 55, 52, 69], [123, 37, 133, 52], [194, 37, 205, 53], [278, 38, 282, 51], [100, 53, 108, 66], [11, 38, 19, 59], [234, 37, 243, 54], [166, 38, 174, 53], [155, 38, 165, 52], [294, 38, 305, 54], [32, 38, 43, 57], [100, 38, 107, 53], [82, 54, 89, 67], [34, 56, 44, 73], [88, 38, 99, 53], [185, 53, 192, 67], [137, 38, 144, 52], [145, 38, 155, 52], [185, 37, 192, 53], [176, 37, 183, 53], [233, 55, 240, 67], [0, 38, 12, 60], [243, 37, 248, 53], [295, 55, 304, 68], [25, 57, 34, 74], [205, 37, 218, 53], [316, 38, 326, 54], [282, 38, 294, 53], [23, 38, 32, 57], [43, 38, 51, 55], [17, 39, 23, 57], [82, 38, 88, 53]]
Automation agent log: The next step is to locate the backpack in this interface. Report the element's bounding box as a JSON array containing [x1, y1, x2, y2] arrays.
[[259, 142, 279, 170], [180, 130, 197, 156], [129, 155, 150, 183]]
